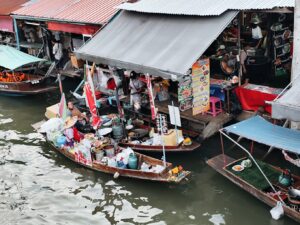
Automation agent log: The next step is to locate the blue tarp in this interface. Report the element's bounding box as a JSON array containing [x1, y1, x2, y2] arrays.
[[223, 116, 300, 155], [0, 45, 45, 70], [210, 84, 225, 101]]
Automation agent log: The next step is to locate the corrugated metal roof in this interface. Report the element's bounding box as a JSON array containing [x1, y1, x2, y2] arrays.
[[0, 0, 29, 16], [12, 0, 124, 25], [118, 0, 295, 16], [76, 10, 238, 79]]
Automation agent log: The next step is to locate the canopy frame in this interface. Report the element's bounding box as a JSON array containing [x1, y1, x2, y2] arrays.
[[219, 129, 285, 204], [0, 45, 45, 71]]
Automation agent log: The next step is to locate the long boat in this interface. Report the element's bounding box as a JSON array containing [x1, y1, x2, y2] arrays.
[[32, 121, 191, 183], [207, 116, 300, 223], [119, 140, 200, 153], [0, 45, 57, 95], [44, 103, 201, 153], [207, 155, 300, 223], [51, 143, 190, 183], [119, 124, 201, 153], [0, 73, 57, 95]]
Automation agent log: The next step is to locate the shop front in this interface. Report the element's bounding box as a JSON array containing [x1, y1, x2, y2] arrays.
[[0, 0, 30, 47], [75, 1, 295, 139], [75, 10, 238, 139], [0, 16, 15, 46], [11, 0, 123, 77]]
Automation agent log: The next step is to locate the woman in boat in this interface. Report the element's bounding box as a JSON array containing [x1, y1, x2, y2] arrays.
[[282, 150, 300, 167], [67, 102, 93, 133], [63, 116, 81, 147]]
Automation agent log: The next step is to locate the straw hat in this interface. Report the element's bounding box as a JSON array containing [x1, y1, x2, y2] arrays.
[[64, 116, 78, 129]]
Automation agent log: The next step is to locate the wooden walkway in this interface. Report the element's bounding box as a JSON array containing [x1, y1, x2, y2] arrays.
[[120, 97, 233, 139], [155, 101, 233, 139]]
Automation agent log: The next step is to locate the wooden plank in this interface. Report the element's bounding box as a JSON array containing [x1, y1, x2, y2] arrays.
[[207, 154, 235, 172], [31, 120, 46, 131], [156, 100, 231, 124]]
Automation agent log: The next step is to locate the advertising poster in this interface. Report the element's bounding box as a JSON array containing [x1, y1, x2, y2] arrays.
[[178, 76, 193, 111], [192, 59, 210, 116]]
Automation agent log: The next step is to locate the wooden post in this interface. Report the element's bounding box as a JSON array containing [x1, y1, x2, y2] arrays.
[[292, 0, 300, 80], [291, 0, 300, 129], [13, 18, 20, 50]]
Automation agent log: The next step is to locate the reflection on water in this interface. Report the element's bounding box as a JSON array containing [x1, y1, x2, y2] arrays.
[[0, 90, 298, 225]]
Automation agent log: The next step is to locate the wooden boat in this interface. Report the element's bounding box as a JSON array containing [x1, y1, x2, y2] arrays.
[[0, 73, 57, 95], [0, 45, 57, 95], [207, 155, 300, 223], [119, 123, 201, 153], [119, 140, 200, 153], [33, 119, 190, 183], [50, 143, 190, 183]]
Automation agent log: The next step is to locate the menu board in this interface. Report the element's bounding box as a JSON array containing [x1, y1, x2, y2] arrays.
[[192, 59, 210, 115], [178, 76, 193, 111]]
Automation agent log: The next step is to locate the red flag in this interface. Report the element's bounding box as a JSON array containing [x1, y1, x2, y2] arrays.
[[146, 74, 157, 120], [84, 82, 101, 128], [58, 93, 67, 120], [58, 74, 63, 94]]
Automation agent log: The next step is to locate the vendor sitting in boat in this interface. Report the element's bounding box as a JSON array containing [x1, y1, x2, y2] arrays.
[[63, 116, 82, 147], [67, 102, 87, 120], [67, 102, 93, 133], [282, 150, 300, 167]]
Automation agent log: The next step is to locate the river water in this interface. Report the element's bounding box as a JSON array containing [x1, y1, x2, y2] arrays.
[[0, 88, 298, 225]]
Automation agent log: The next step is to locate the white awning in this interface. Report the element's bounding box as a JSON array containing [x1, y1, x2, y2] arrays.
[[118, 0, 294, 16], [272, 76, 300, 121], [76, 10, 237, 80]]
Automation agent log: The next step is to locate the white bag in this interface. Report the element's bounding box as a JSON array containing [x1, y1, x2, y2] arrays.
[[270, 201, 284, 220], [40, 118, 64, 133]]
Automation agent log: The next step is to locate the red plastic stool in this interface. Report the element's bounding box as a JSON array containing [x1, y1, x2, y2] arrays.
[[207, 96, 222, 117]]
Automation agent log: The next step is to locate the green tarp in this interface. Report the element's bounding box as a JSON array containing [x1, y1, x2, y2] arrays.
[[226, 159, 281, 190], [0, 45, 45, 70]]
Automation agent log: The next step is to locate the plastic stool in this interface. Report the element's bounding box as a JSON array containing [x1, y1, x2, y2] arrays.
[[207, 96, 222, 117]]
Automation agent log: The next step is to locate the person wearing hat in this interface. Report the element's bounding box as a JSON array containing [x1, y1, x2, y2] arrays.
[[63, 116, 81, 146], [250, 17, 263, 49], [216, 45, 226, 57]]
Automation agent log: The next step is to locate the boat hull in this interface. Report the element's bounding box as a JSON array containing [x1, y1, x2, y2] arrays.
[[50, 143, 190, 183], [119, 141, 201, 153], [207, 154, 300, 223], [0, 75, 57, 95]]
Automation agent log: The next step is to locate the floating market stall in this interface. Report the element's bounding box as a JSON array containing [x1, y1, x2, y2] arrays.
[[0, 44, 57, 95], [75, 9, 237, 140], [75, 0, 296, 139], [32, 116, 191, 183], [207, 116, 300, 223]]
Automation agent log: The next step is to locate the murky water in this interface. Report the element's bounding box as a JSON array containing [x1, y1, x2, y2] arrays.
[[0, 86, 298, 225]]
